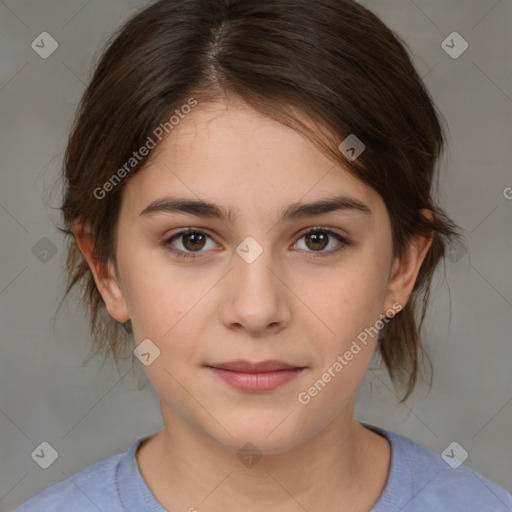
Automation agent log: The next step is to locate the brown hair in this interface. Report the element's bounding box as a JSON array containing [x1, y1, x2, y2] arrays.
[[56, 0, 463, 401]]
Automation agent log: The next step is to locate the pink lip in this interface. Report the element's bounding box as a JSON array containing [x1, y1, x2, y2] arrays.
[[208, 359, 302, 372], [206, 360, 306, 392]]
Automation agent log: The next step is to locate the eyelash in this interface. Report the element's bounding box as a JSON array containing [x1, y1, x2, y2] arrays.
[[162, 227, 350, 261]]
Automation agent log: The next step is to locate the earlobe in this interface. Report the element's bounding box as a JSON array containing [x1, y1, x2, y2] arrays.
[[71, 221, 130, 323]]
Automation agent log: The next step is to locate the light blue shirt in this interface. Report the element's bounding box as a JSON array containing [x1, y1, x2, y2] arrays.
[[13, 424, 512, 511]]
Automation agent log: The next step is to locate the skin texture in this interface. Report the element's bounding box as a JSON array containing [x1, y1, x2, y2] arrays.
[[73, 98, 432, 511]]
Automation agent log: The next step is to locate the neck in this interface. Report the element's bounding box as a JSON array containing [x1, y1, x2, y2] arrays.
[[136, 399, 391, 512]]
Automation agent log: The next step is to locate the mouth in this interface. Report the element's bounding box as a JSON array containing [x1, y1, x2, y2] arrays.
[[205, 360, 307, 392]]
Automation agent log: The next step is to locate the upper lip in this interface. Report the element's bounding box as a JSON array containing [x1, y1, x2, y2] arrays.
[[206, 360, 305, 373]]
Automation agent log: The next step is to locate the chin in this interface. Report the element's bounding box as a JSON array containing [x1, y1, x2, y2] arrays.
[[207, 417, 308, 456]]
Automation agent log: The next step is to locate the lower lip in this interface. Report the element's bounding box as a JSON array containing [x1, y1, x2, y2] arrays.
[[207, 367, 305, 392]]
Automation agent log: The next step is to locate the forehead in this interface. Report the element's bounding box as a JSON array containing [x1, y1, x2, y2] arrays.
[[120, 99, 382, 220]]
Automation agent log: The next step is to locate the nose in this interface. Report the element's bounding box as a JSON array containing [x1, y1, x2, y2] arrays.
[[220, 244, 292, 336]]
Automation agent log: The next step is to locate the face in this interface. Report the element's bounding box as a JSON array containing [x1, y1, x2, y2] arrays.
[[80, 98, 426, 455]]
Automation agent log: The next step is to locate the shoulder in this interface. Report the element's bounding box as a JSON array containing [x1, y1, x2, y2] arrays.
[[12, 450, 126, 512], [369, 425, 512, 511]]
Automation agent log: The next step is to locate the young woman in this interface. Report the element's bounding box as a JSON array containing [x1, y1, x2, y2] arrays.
[[14, 0, 512, 510]]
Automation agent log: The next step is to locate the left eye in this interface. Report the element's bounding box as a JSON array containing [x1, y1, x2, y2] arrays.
[[163, 227, 349, 260], [293, 228, 349, 256]]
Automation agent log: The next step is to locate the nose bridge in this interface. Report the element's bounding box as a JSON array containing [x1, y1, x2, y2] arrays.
[[222, 233, 290, 332], [234, 233, 281, 299]]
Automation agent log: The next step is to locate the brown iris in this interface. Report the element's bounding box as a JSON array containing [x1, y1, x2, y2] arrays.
[[182, 232, 207, 251], [304, 231, 329, 251]]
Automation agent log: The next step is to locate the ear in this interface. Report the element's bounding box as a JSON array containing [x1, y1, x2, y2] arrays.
[[71, 220, 130, 323], [383, 209, 434, 313]]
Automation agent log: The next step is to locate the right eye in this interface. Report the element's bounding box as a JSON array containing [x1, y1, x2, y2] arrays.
[[162, 228, 220, 260]]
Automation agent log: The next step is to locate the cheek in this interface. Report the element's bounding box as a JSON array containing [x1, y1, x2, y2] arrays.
[[309, 258, 389, 348], [119, 240, 189, 318], [130, 278, 207, 344], [294, 263, 388, 418], [118, 252, 209, 356], [125, 267, 210, 396]]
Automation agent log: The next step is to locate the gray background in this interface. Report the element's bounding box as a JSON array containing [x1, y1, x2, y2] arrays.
[[0, 0, 511, 510]]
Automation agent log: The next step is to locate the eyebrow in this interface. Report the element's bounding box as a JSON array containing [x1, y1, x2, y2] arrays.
[[138, 195, 372, 223]]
